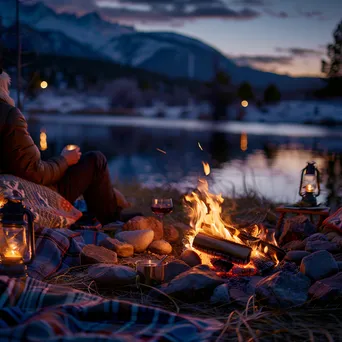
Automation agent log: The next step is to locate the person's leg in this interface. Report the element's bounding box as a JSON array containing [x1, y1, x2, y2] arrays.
[[56, 151, 119, 224]]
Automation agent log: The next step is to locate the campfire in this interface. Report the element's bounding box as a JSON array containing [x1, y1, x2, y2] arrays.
[[183, 161, 284, 276]]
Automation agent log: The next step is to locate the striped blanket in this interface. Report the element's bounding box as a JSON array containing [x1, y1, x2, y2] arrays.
[[0, 226, 222, 341], [28, 225, 108, 280], [0, 276, 221, 341]]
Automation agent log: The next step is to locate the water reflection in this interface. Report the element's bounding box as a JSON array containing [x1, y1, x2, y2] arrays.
[[27, 117, 342, 204]]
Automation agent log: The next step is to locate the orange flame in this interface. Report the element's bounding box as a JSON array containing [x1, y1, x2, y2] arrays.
[[202, 162, 210, 176], [184, 162, 280, 268]]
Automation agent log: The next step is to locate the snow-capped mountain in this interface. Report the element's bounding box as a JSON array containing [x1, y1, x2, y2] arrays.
[[0, 1, 135, 50], [2, 24, 104, 59], [0, 1, 324, 91]]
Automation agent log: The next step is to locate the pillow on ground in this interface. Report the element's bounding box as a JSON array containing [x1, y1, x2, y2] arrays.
[[0, 174, 82, 228]]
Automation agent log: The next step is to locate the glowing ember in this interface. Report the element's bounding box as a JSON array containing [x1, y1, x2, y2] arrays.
[[202, 162, 210, 176], [198, 142, 203, 151], [156, 148, 166, 154], [184, 161, 280, 270]]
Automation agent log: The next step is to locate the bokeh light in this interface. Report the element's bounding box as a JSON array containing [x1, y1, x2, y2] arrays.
[[241, 100, 248, 107], [40, 81, 48, 89]]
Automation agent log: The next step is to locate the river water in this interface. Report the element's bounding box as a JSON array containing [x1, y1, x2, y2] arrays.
[[28, 114, 342, 206]]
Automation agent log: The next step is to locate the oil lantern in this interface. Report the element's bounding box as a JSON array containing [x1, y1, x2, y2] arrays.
[[0, 197, 35, 278], [299, 162, 320, 206]]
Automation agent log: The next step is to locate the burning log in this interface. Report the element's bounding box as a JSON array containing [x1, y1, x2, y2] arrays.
[[238, 232, 286, 261], [193, 232, 252, 265]]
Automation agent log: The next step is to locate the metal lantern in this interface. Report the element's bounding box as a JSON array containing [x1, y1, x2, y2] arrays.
[[0, 197, 35, 277], [299, 162, 320, 206]]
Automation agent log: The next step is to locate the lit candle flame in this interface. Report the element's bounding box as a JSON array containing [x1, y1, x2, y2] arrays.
[[66, 145, 79, 151], [305, 184, 314, 193], [4, 243, 22, 261]]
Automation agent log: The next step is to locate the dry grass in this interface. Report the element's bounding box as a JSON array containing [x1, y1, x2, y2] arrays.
[[114, 181, 278, 229], [47, 184, 340, 341], [47, 265, 342, 342]]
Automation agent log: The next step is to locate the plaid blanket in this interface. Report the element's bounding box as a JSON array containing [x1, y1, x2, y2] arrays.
[[29, 225, 108, 280], [0, 276, 222, 341]]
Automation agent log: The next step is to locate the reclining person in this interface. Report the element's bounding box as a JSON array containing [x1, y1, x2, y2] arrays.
[[0, 69, 130, 224]]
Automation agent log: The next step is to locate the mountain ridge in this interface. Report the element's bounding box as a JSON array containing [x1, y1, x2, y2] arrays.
[[0, 0, 324, 91]]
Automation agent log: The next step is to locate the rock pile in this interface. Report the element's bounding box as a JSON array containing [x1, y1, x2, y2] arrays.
[[79, 214, 342, 307]]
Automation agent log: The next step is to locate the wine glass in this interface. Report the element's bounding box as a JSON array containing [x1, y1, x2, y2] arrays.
[[151, 198, 173, 231]]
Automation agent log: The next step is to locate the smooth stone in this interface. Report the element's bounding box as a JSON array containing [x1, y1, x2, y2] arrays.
[[88, 264, 137, 285], [255, 271, 311, 308], [211, 283, 231, 304], [80, 245, 117, 265], [279, 216, 316, 246], [180, 249, 202, 267], [164, 224, 181, 243], [337, 261, 342, 271], [227, 276, 263, 306], [272, 260, 299, 274], [305, 240, 340, 253], [148, 240, 172, 255], [123, 216, 163, 241], [300, 250, 339, 281], [282, 240, 306, 251], [102, 222, 124, 234], [331, 235, 342, 249], [99, 237, 134, 257], [303, 233, 328, 244], [164, 260, 191, 282], [160, 267, 224, 302], [325, 231, 342, 241], [309, 272, 342, 303], [116, 229, 154, 253], [285, 251, 310, 264]]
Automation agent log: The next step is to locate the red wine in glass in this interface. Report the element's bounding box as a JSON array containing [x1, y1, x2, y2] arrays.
[[151, 199, 173, 230], [151, 206, 173, 215]]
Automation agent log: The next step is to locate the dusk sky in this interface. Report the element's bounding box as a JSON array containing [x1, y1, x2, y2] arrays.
[[38, 0, 342, 77]]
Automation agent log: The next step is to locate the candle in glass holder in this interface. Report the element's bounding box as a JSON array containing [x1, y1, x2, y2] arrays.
[[305, 184, 314, 193], [65, 144, 79, 151], [135, 259, 165, 285], [3, 247, 22, 264]]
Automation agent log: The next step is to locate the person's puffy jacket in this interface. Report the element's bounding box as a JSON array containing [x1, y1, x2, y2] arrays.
[[0, 99, 68, 185]]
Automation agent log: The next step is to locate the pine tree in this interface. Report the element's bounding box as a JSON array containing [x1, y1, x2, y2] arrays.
[[264, 84, 281, 103], [237, 82, 254, 101], [321, 20, 342, 97]]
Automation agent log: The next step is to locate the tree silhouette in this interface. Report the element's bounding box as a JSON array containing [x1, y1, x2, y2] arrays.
[[320, 20, 342, 97], [264, 84, 281, 103], [237, 82, 254, 101], [208, 69, 234, 120]]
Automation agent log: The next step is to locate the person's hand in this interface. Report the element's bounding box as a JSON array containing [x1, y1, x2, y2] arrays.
[[61, 146, 81, 166]]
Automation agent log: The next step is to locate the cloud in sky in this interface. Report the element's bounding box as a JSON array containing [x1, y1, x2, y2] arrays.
[[231, 46, 325, 76], [36, 0, 328, 25], [38, 0, 261, 23], [276, 47, 324, 57], [231, 0, 266, 5], [233, 55, 293, 66]]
